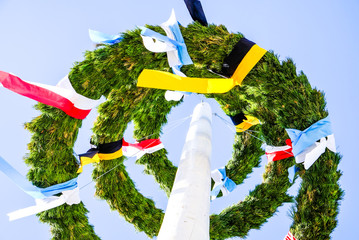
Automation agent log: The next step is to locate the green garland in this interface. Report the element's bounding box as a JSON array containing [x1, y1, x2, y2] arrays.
[[24, 22, 342, 240]]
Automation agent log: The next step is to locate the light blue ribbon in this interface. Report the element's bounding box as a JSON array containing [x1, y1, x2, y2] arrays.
[[0, 156, 78, 199], [211, 167, 236, 198], [162, 18, 193, 67], [288, 165, 300, 183], [140, 26, 192, 70], [89, 29, 122, 45], [285, 116, 333, 156]]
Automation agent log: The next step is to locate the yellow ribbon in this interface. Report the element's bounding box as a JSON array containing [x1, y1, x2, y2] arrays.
[[235, 115, 260, 132], [77, 149, 123, 173], [137, 44, 267, 93]]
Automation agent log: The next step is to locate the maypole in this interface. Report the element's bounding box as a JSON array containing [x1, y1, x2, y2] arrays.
[[157, 102, 212, 240]]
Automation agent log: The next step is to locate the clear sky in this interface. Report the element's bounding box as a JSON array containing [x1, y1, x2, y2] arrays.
[[0, 0, 358, 239]]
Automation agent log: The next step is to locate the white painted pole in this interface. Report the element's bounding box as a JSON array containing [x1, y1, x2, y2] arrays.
[[157, 102, 212, 240]]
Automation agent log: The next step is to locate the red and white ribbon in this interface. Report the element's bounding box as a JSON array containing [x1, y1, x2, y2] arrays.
[[122, 139, 164, 159], [265, 139, 294, 162], [283, 231, 297, 240], [0, 71, 100, 119]]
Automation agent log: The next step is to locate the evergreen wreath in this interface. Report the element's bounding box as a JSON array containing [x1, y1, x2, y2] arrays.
[[24, 23, 342, 239]]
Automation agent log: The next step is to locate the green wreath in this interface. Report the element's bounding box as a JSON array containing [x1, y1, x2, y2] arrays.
[[24, 23, 342, 240]]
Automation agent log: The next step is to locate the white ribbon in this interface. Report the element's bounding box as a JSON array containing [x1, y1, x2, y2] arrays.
[[296, 134, 336, 169], [140, 35, 176, 52], [8, 187, 81, 221]]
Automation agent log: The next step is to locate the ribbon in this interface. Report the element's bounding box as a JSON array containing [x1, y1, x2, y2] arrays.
[[283, 231, 297, 240], [211, 167, 236, 200], [88, 29, 122, 45], [137, 38, 266, 94], [8, 187, 81, 221], [0, 72, 100, 119], [229, 113, 261, 132], [285, 116, 333, 156], [295, 134, 336, 170], [77, 139, 123, 173], [288, 165, 300, 183], [141, 10, 192, 71], [122, 139, 164, 159], [183, 0, 208, 26], [219, 38, 266, 83], [138, 69, 236, 93], [165, 90, 186, 101], [0, 156, 78, 199], [265, 139, 294, 162]]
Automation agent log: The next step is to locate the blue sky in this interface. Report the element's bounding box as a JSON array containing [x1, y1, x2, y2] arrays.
[[0, 0, 358, 239]]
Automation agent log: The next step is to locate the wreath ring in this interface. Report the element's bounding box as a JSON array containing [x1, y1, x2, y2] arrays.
[[24, 23, 341, 240]]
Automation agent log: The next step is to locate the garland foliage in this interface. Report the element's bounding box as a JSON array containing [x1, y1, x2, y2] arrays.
[[24, 22, 342, 239]]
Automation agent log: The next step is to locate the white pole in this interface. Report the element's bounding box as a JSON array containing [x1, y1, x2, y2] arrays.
[[157, 102, 212, 240]]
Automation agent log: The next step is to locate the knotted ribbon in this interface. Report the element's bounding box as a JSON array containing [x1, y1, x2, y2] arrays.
[[211, 167, 236, 200], [0, 156, 78, 199], [286, 116, 336, 169], [0, 156, 80, 220], [285, 116, 333, 156], [295, 134, 336, 169], [8, 187, 81, 221], [265, 139, 294, 162]]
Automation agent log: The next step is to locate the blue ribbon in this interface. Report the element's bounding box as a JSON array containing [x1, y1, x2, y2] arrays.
[[211, 167, 236, 198], [184, 0, 208, 26], [162, 15, 193, 67], [89, 29, 122, 45], [288, 165, 300, 183], [285, 116, 333, 157], [0, 156, 78, 199], [140, 27, 192, 69]]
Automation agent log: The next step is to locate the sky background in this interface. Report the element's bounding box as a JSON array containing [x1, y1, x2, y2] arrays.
[[0, 0, 358, 239]]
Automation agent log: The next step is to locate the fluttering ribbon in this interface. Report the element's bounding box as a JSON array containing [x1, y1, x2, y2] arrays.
[[77, 139, 123, 173], [88, 29, 122, 45], [183, 0, 208, 26], [141, 10, 193, 72], [265, 139, 294, 162], [285, 116, 333, 156], [288, 165, 300, 184], [211, 167, 236, 200], [283, 231, 297, 240], [0, 156, 80, 220], [286, 116, 336, 169], [229, 113, 261, 132], [0, 72, 100, 119], [8, 187, 81, 221], [295, 134, 336, 170], [137, 38, 266, 94], [0, 156, 78, 199], [122, 139, 165, 160]]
